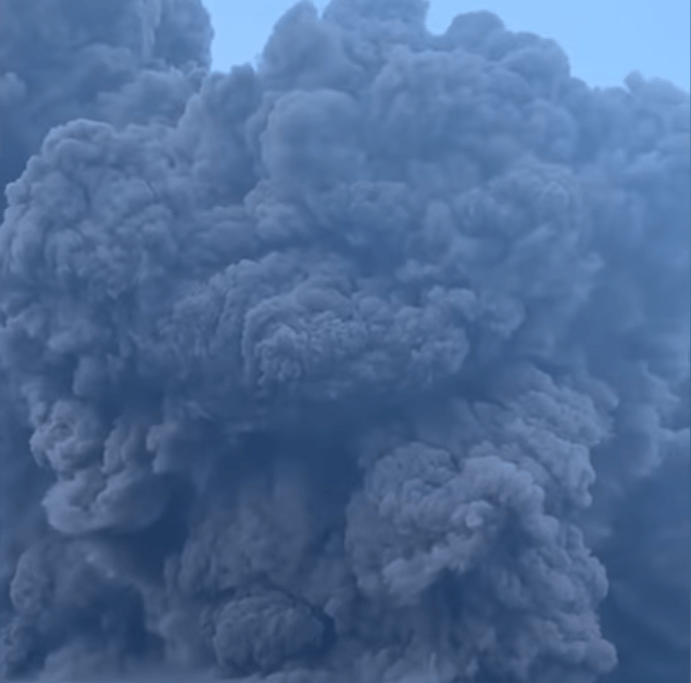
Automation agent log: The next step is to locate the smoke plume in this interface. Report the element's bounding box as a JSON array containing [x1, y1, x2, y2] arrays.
[[0, 0, 688, 681]]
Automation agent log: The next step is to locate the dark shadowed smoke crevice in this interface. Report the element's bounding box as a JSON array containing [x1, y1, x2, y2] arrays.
[[0, 0, 688, 681]]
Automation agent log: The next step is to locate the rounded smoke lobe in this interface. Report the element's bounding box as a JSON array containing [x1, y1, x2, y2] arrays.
[[0, 0, 688, 681]]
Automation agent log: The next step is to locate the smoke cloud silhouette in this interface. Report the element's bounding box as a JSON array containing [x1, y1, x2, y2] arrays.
[[0, 0, 688, 681]]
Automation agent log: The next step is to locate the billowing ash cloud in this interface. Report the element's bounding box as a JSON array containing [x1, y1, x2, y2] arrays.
[[0, 0, 688, 681]]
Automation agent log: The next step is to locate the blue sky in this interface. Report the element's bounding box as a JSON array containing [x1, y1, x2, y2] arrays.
[[203, 0, 690, 90]]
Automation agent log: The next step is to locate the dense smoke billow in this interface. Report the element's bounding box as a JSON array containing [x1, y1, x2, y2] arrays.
[[0, 0, 688, 681]]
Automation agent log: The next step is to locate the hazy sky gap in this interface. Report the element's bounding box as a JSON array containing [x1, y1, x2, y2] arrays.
[[205, 0, 690, 89]]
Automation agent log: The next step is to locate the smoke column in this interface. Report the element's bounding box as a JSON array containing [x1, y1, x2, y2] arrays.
[[0, 1, 688, 681]]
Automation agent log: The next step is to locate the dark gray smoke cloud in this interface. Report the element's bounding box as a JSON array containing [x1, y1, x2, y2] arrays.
[[0, 0, 688, 681]]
